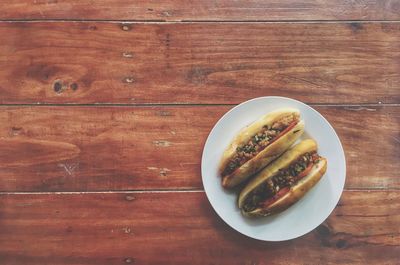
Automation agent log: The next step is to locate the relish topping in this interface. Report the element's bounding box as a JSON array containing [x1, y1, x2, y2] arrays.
[[222, 114, 298, 177], [242, 152, 320, 212]]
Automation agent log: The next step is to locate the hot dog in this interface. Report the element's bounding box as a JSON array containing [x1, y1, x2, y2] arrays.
[[219, 108, 304, 188], [238, 139, 327, 217]]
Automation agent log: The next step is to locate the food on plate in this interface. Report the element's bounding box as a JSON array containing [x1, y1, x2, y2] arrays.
[[238, 139, 327, 217], [219, 108, 304, 188]]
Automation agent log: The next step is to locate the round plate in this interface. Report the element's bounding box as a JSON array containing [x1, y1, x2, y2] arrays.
[[201, 96, 346, 241]]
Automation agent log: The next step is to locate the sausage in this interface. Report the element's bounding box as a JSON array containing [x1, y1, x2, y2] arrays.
[[219, 108, 305, 189], [238, 139, 328, 217]]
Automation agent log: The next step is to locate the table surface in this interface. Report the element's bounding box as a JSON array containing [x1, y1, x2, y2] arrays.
[[1, 1, 399, 264]]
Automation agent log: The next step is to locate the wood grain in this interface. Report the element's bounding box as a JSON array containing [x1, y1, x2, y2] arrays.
[[0, 105, 398, 191], [1, 22, 399, 104], [1, 0, 400, 21], [0, 191, 398, 265]]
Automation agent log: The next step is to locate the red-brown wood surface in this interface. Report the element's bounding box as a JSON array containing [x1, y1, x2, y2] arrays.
[[0, 105, 399, 191], [1, 22, 400, 104], [0, 191, 399, 265], [1, 0, 400, 21], [1, 1, 399, 264]]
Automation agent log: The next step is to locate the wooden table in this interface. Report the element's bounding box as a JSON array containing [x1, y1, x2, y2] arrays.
[[1, 1, 399, 264]]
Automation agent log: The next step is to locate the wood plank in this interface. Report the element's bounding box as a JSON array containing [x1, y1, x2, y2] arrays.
[[1, 22, 399, 104], [1, 0, 400, 21], [0, 105, 398, 191], [0, 191, 398, 265]]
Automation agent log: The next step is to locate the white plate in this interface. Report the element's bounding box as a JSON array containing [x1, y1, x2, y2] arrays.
[[201, 96, 346, 241]]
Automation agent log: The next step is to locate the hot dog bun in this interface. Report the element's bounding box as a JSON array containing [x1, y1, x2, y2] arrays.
[[220, 108, 304, 188], [238, 139, 327, 217]]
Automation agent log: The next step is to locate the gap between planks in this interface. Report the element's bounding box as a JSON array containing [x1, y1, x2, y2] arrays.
[[0, 188, 399, 195], [1, 19, 400, 23], [0, 103, 398, 107]]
